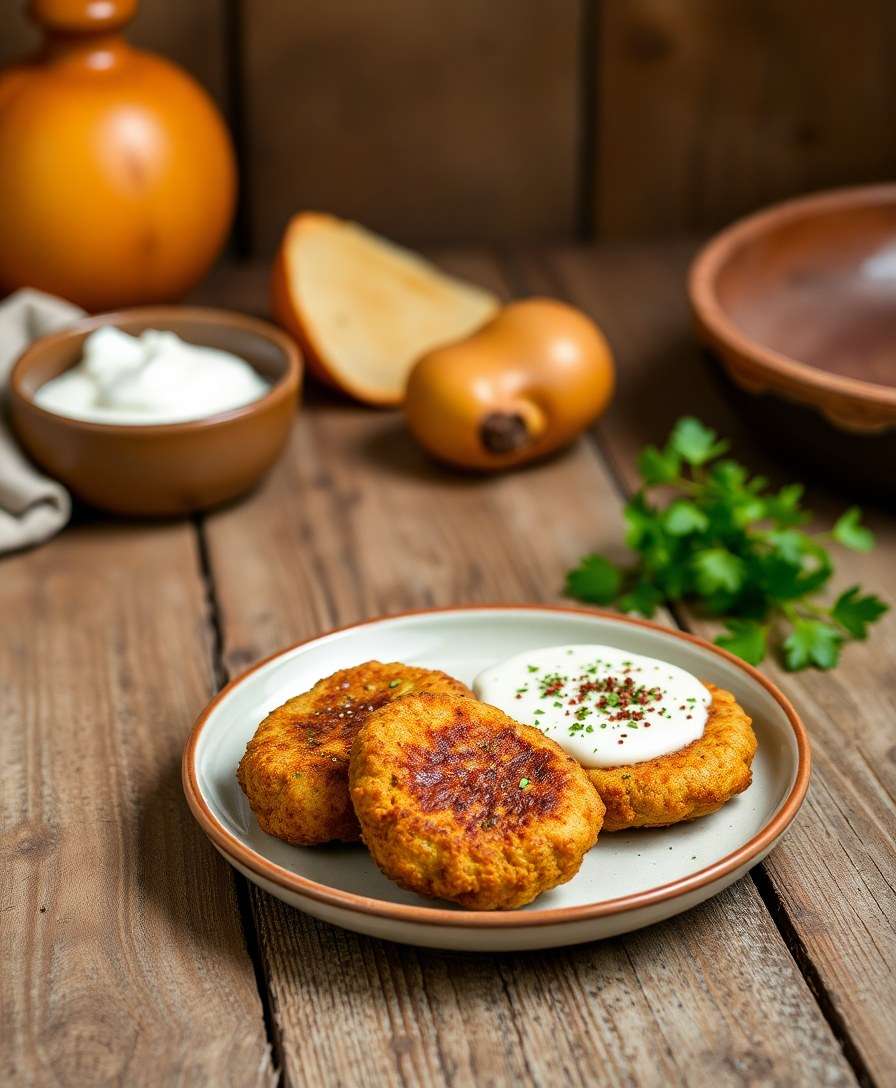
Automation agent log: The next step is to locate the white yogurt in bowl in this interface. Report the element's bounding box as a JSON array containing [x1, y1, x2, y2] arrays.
[[474, 644, 711, 767], [34, 326, 269, 425]]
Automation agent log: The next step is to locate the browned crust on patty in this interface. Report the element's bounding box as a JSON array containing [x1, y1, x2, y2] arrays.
[[586, 683, 757, 831], [237, 661, 472, 845], [349, 693, 605, 910]]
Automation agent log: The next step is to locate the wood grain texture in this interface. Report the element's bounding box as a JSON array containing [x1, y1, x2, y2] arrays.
[[197, 257, 854, 1088], [237, 0, 581, 253], [0, 523, 272, 1086], [0, 1, 227, 104], [541, 241, 896, 1084], [596, 0, 896, 237]]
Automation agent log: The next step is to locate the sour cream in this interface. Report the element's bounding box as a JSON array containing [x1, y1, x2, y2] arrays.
[[35, 326, 269, 425], [474, 644, 711, 768]]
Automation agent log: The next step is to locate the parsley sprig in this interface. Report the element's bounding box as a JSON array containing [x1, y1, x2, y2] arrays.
[[565, 418, 888, 671]]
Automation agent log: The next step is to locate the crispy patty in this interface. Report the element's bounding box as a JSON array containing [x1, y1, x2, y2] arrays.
[[586, 683, 757, 831], [349, 693, 604, 910], [237, 661, 472, 845]]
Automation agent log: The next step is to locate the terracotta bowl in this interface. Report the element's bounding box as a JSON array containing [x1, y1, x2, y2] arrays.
[[9, 306, 302, 516], [689, 185, 896, 496]]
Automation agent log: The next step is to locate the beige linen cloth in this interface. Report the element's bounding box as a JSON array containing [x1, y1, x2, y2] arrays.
[[0, 289, 83, 554]]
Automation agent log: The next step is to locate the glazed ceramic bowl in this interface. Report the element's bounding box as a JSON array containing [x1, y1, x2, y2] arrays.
[[690, 185, 896, 494], [9, 306, 301, 516]]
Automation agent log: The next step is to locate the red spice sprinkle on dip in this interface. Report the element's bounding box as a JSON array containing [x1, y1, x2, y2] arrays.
[[474, 644, 711, 768]]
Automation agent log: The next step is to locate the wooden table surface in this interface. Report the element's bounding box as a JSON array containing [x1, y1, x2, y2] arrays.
[[4, 243, 895, 1088]]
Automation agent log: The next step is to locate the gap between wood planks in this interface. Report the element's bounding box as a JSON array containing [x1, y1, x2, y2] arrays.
[[503, 250, 877, 1088], [192, 513, 287, 1084]]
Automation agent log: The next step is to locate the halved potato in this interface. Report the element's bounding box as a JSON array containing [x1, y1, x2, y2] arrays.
[[271, 212, 499, 405]]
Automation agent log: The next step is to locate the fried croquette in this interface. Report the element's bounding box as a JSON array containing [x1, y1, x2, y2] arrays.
[[349, 693, 605, 910], [237, 662, 473, 845], [587, 683, 757, 831]]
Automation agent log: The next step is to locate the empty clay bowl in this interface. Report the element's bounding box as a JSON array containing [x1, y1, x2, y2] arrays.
[[10, 307, 301, 516], [690, 185, 896, 497]]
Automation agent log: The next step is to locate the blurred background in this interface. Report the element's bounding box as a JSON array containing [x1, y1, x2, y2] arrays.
[[5, 0, 894, 255]]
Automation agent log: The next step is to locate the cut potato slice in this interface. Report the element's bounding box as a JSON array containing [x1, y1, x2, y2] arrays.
[[271, 212, 499, 405]]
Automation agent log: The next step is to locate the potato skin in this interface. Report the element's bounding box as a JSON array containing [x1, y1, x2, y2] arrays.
[[350, 693, 604, 910], [237, 662, 472, 845], [586, 684, 757, 831], [404, 298, 614, 471]]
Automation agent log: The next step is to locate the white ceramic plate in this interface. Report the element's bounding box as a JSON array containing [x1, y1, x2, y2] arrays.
[[183, 606, 810, 951]]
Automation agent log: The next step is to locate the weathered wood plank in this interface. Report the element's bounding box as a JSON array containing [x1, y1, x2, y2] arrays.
[[0, 1, 227, 105], [198, 257, 854, 1088], [542, 241, 896, 1084], [0, 522, 273, 1086], [595, 0, 896, 237], [237, 0, 581, 253]]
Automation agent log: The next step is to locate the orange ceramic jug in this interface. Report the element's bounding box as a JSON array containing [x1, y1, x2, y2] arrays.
[[0, 0, 237, 311]]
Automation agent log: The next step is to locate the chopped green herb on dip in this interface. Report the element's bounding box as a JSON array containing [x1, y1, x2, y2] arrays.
[[474, 645, 710, 768]]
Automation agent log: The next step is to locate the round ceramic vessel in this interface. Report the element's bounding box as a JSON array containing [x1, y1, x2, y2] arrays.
[[9, 306, 302, 516], [690, 184, 896, 495], [183, 606, 810, 951]]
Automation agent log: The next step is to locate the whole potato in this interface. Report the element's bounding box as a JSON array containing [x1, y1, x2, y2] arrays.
[[404, 299, 615, 471]]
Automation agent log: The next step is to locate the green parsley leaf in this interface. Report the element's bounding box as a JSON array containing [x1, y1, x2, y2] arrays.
[[655, 555, 689, 599], [731, 496, 767, 528], [765, 483, 808, 527], [707, 459, 748, 492], [755, 555, 807, 601], [618, 581, 663, 616], [831, 586, 889, 639], [663, 500, 709, 536], [756, 544, 831, 601], [638, 444, 681, 485], [692, 547, 745, 595], [564, 554, 622, 604], [766, 528, 810, 565], [832, 507, 874, 552], [783, 618, 843, 671], [518, 778, 531, 790], [669, 417, 729, 466], [624, 493, 660, 551], [715, 619, 767, 665]]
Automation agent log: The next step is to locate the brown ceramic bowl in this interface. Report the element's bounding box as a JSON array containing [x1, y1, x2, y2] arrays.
[[9, 306, 302, 516], [690, 185, 896, 495]]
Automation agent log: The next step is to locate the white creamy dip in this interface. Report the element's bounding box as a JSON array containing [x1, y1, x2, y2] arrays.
[[474, 644, 711, 768], [35, 327, 269, 425]]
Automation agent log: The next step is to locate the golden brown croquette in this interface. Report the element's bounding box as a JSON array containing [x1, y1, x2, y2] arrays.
[[349, 693, 604, 910], [586, 683, 757, 831], [237, 662, 473, 845]]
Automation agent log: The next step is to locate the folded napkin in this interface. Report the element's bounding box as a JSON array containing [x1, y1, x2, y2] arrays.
[[0, 289, 82, 555]]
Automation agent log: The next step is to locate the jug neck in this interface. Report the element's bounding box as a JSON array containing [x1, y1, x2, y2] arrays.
[[28, 1, 137, 66], [29, 0, 137, 35]]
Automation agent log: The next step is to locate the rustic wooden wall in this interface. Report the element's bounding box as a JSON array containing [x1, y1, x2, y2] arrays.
[[3, 0, 894, 250], [596, 0, 896, 237], [236, 0, 582, 253]]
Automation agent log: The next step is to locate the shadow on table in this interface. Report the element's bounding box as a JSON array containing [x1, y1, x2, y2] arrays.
[[136, 750, 257, 967]]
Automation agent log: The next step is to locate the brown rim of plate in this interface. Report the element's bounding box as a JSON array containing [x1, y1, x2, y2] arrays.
[[182, 604, 811, 929], [10, 305, 302, 434], [689, 183, 896, 410]]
